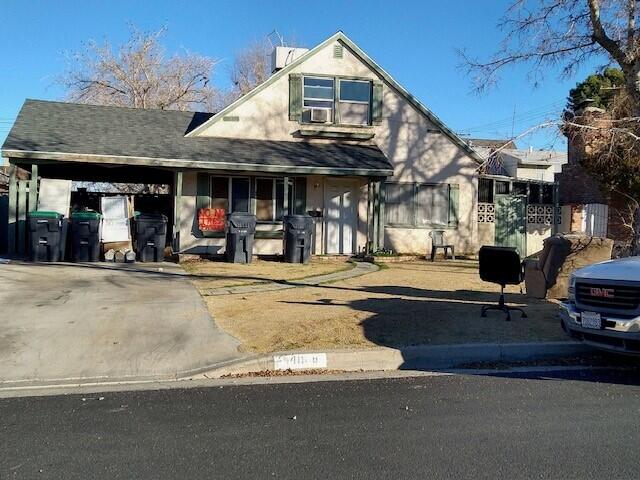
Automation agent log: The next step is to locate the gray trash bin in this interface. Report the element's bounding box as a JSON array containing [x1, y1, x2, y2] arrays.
[[283, 214, 314, 264], [226, 212, 256, 263]]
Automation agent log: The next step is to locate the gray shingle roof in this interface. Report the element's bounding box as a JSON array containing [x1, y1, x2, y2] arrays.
[[466, 138, 518, 150], [2, 99, 393, 176]]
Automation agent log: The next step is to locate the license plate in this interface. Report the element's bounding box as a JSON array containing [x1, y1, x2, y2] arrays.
[[581, 311, 602, 329]]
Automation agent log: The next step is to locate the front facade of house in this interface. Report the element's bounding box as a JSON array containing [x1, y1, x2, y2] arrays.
[[180, 33, 481, 256], [3, 32, 483, 258]]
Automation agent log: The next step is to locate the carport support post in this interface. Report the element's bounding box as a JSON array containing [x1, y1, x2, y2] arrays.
[[7, 163, 17, 256], [28, 164, 38, 212], [173, 171, 183, 254]]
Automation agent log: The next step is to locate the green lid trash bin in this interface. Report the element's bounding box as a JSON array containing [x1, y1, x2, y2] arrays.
[[71, 211, 102, 262], [28, 211, 64, 262]]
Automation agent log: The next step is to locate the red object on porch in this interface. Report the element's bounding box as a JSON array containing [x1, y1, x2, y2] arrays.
[[198, 208, 226, 232]]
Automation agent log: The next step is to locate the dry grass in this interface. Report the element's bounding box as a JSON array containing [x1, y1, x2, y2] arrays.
[[183, 257, 352, 290], [203, 259, 566, 353]]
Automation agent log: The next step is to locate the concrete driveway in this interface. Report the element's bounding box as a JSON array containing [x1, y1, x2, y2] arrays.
[[0, 261, 242, 386]]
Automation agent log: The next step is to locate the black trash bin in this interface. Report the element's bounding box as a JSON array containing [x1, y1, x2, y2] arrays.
[[283, 214, 314, 264], [135, 213, 168, 262], [28, 211, 63, 262], [225, 212, 256, 263], [71, 211, 102, 262]]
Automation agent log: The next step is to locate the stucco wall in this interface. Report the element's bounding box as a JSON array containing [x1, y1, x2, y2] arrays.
[[478, 223, 495, 248], [526, 224, 552, 256], [194, 38, 479, 255], [180, 171, 286, 255]]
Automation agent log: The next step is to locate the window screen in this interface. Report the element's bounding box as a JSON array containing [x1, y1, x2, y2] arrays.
[[529, 183, 541, 203], [211, 177, 229, 212], [302, 77, 334, 123], [385, 183, 414, 225], [417, 185, 449, 226], [478, 178, 494, 203], [339, 79, 370, 125], [255, 178, 274, 221], [542, 184, 554, 204], [231, 178, 250, 213]]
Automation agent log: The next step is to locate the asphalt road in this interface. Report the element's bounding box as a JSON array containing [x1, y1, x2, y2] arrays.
[[2, 369, 640, 479]]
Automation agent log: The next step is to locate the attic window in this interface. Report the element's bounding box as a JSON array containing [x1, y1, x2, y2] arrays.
[[302, 77, 334, 123], [339, 79, 371, 125], [333, 44, 344, 58]]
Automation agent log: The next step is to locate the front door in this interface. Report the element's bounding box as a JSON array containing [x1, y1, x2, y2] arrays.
[[495, 195, 526, 256], [324, 180, 357, 254]]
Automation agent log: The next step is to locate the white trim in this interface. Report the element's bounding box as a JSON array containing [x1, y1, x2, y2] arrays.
[[2, 149, 393, 176]]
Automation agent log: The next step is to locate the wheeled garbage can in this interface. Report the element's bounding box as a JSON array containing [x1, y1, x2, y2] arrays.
[[283, 214, 314, 264], [28, 211, 64, 262], [225, 212, 256, 263], [71, 211, 102, 262], [134, 213, 168, 262]]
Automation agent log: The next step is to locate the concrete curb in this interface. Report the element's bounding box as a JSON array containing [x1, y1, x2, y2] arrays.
[[198, 341, 595, 377], [0, 341, 594, 397]]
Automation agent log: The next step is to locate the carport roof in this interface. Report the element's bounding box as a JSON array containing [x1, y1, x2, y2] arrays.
[[2, 99, 393, 177]]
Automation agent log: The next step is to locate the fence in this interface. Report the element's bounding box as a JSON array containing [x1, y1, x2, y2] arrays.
[[7, 178, 37, 256]]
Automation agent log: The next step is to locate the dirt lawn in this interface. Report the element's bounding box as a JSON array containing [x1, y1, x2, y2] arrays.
[[183, 257, 352, 290], [200, 260, 566, 353]]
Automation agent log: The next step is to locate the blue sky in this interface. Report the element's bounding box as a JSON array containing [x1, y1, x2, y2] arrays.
[[0, 0, 603, 151]]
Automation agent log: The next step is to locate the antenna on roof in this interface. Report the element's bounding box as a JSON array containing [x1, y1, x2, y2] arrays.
[[267, 30, 286, 50]]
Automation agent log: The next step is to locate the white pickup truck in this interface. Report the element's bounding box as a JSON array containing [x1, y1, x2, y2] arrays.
[[560, 256, 640, 354]]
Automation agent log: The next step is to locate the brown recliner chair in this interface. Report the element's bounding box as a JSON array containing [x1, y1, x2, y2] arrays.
[[524, 234, 614, 299]]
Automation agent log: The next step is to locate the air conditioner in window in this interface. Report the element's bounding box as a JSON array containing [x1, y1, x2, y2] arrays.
[[310, 108, 330, 123]]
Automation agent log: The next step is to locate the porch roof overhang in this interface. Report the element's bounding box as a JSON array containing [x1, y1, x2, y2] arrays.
[[2, 99, 393, 177]]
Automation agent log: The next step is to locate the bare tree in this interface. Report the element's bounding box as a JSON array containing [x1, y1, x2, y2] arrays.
[[461, 0, 640, 253], [460, 0, 639, 108], [229, 40, 272, 97], [60, 26, 221, 111]]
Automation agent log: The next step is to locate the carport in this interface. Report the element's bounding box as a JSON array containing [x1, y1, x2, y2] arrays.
[[4, 159, 182, 258]]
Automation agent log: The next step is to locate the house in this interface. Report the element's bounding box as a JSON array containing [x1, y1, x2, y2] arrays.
[[557, 106, 633, 255], [2, 31, 488, 258]]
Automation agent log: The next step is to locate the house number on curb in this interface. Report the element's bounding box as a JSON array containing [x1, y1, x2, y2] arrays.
[[273, 353, 328, 370]]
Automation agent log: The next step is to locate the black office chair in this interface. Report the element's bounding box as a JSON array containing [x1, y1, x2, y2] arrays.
[[479, 245, 527, 321]]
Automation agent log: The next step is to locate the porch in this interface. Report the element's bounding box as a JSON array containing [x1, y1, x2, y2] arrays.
[[4, 160, 390, 259]]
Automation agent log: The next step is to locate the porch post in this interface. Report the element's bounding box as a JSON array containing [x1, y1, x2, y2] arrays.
[[173, 171, 183, 253], [283, 176, 289, 215], [376, 180, 386, 252], [7, 163, 17, 256], [371, 180, 380, 252], [366, 180, 374, 254]]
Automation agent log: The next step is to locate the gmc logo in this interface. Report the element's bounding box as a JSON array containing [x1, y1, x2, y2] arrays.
[[590, 287, 615, 298]]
